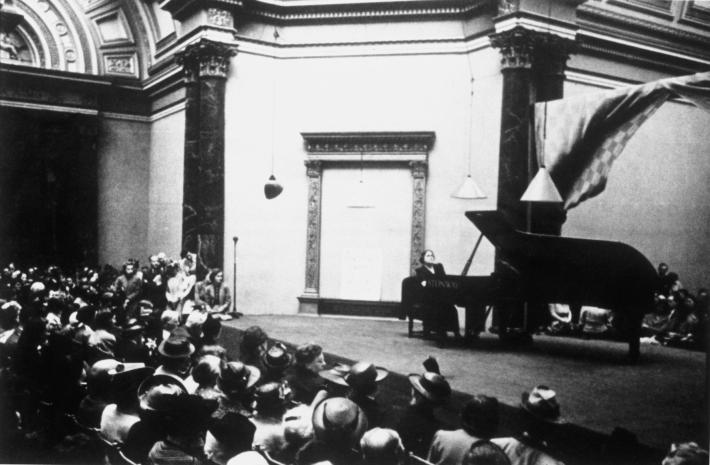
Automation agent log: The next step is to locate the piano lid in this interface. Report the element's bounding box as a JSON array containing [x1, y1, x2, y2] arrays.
[[465, 210, 659, 307]]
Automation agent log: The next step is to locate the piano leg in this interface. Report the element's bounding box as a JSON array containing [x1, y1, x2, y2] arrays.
[[627, 315, 642, 363], [618, 309, 642, 363]]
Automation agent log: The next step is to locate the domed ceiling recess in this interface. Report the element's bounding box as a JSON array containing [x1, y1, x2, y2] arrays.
[[0, 0, 169, 79]]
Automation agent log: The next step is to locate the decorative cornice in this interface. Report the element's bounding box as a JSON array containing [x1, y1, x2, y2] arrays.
[[301, 131, 435, 154], [161, 0, 243, 22], [175, 39, 237, 79], [577, 31, 710, 74], [576, 3, 710, 60], [244, 0, 491, 23]]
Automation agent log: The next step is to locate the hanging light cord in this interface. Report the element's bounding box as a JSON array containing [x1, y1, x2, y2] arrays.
[[461, 20, 476, 176], [270, 28, 280, 176], [538, 0, 553, 170]]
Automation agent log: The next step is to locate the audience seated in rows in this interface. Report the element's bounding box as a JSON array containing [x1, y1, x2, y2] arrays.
[[0, 258, 706, 465]]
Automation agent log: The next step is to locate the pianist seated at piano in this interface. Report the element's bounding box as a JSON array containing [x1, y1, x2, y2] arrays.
[[414, 250, 461, 344]]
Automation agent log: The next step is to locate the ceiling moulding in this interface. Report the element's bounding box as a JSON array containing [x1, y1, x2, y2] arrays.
[[606, 0, 674, 20], [679, 0, 710, 31], [576, 3, 710, 62], [577, 32, 710, 75], [241, 0, 492, 23]]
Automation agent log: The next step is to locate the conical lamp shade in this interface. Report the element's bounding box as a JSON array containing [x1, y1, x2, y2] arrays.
[[520, 167, 563, 203], [452, 175, 486, 199]]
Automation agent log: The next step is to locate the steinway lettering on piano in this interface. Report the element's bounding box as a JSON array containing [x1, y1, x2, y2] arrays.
[[424, 279, 460, 290]]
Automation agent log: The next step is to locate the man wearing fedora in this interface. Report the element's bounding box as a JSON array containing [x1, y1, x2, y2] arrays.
[[388, 371, 452, 458], [492, 385, 565, 465], [320, 361, 389, 427], [428, 395, 500, 465], [295, 396, 368, 465], [154, 335, 198, 393]]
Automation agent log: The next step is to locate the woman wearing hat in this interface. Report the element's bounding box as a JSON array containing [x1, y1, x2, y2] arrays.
[[216, 361, 261, 417], [100, 363, 154, 442]]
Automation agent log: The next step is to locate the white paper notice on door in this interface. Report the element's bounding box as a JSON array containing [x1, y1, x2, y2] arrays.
[[339, 247, 382, 300]]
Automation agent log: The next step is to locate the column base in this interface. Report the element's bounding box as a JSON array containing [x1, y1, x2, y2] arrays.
[[298, 293, 320, 315]]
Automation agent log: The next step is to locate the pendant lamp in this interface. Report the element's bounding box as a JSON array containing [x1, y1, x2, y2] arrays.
[[520, 166, 562, 202], [520, 0, 563, 204], [264, 28, 283, 200], [453, 174, 486, 199], [452, 62, 486, 199]]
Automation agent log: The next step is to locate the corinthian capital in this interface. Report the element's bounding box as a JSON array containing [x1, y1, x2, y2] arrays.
[[176, 39, 237, 80], [490, 27, 536, 70]]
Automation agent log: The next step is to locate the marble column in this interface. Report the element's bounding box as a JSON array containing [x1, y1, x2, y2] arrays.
[[490, 27, 536, 232], [490, 27, 574, 332], [176, 40, 236, 273]]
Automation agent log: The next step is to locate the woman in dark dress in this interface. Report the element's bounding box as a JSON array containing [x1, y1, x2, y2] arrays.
[[414, 249, 460, 344]]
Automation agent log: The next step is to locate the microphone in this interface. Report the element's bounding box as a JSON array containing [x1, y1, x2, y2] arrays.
[[233, 236, 239, 243]]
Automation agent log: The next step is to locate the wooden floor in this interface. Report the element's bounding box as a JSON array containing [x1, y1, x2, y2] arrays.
[[224, 314, 706, 455]]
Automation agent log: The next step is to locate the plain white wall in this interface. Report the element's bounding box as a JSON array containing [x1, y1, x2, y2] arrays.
[[97, 117, 151, 266], [147, 110, 185, 259], [223, 47, 503, 314]]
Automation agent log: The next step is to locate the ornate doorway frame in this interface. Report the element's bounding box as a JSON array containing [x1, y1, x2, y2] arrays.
[[298, 131, 435, 315]]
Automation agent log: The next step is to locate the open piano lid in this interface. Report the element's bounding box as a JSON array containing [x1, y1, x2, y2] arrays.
[[464, 210, 659, 307]]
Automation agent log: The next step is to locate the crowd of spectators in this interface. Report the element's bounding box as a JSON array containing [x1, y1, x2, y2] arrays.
[[0, 256, 707, 465], [545, 263, 707, 350], [639, 263, 708, 349]]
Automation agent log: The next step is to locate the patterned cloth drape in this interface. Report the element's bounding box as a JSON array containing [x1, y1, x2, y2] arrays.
[[535, 71, 710, 209]]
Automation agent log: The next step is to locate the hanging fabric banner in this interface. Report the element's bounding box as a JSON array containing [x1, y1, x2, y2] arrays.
[[535, 71, 710, 209]]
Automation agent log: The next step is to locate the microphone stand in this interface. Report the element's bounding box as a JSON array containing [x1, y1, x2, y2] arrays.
[[232, 236, 242, 317]]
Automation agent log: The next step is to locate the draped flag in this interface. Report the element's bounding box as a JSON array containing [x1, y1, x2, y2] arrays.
[[535, 71, 710, 210]]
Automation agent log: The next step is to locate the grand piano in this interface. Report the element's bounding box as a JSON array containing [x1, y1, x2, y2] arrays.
[[401, 210, 660, 361]]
